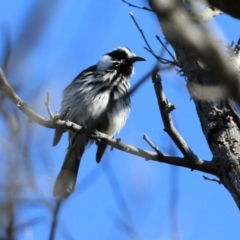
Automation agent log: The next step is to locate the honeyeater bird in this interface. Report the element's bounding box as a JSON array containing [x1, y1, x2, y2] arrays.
[[53, 47, 145, 198]]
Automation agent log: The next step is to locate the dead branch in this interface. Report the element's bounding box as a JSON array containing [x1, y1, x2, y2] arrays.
[[152, 70, 203, 165], [45, 92, 55, 120], [0, 68, 217, 175], [122, 0, 153, 12], [143, 134, 164, 156], [148, 0, 240, 208], [203, 175, 222, 184], [0, 68, 83, 133], [49, 199, 62, 240], [129, 13, 178, 66]]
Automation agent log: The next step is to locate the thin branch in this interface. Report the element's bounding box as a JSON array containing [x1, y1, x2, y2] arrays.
[[45, 92, 55, 119], [130, 12, 155, 57], [152, 70, 203, 165], [203, 175, 222, 184], [144, 47, 174, 64], [122, 0, 153, 12], [49, 199, 62, 240], [155, 35, 177, 64], [130, 13, 178, 66], [130, 13, 166, 63], [90, 130, 217, 175], [0, 68, 217, 175], [0, 65, 153, 141], [143, 134, 163, 156], [0, 68, 83, 132], [149, 0, 240, 104], [90, 129, 157, 160]]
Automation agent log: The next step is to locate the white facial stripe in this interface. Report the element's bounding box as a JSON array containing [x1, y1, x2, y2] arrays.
[[97, 55, 113, 71]]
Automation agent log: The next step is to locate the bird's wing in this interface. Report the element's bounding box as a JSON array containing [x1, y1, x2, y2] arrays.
[[53, 65, 112, 146]]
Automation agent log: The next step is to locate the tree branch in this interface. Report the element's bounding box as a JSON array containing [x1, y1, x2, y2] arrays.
[[148, 0, 240, 103], [49, 199, 62, 240], [0, 68, 217, 175], [155, 35, 177, 64], [0, 68, 83, 132], [45, 91, 55, 120], [129, 13, 179, 66], [90, 129, 216, 175], [203, 175, 221, 184], [148, 0, 240, 208], [152, 70, 203, 165], [143, 134, 163, 156], [122, 0, 153, 12]]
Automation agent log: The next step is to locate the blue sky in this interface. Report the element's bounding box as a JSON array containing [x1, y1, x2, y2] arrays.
[[0, 1, 240, 240]]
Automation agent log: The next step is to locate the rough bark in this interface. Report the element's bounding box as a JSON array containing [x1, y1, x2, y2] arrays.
[[207, 0, 240, 19], [149, 0, 240, 208]]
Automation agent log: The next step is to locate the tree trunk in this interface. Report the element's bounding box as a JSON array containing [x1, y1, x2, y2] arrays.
[[149, 0, 240, 208]]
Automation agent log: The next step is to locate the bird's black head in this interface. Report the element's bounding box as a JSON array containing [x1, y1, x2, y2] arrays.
[[97, 47, 145, 77]]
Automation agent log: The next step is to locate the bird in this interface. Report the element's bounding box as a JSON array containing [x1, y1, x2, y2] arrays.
[[52, 46, 145, 199]]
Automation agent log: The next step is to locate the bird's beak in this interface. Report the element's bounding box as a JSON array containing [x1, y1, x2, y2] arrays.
[[128, 56, 146, 63]]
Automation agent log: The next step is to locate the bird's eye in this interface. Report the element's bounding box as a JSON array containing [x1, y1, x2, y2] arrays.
[[113, 61, 120, 67]]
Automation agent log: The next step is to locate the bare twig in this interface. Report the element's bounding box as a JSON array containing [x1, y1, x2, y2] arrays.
[[164, 104, 176, 113], [0, 68, 83, 132], [143, 134, 163, 156], [49, 199, 62, 240], [0, 68, 217, 175], [90, 129, 156, 160], [155, 35, 178, 65], [149, 0, 240, 103], [122, 0, 153, 12], [129, 13, 155, 57], [0, 65, 153, 143], [90, 130, 216, 175], [130, 13, 176, 66], [203, 175, 221, 184], [45, 92, 55, 119], [130, 13, 178, 66], [152, 70, 203, 165], [144, 47, 174, 64]]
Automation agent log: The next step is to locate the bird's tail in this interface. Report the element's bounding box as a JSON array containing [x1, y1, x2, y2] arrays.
[[53, 135, 87, 199]]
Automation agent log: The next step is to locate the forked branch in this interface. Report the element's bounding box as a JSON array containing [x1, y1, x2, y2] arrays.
[[0, 68, 217, 175], [152, 70, 203, 165]]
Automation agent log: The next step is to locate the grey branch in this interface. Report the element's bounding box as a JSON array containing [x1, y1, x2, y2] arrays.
[[122, 0, 153, 12], [129, 12, 177, 66], [0, 68, 217, 175], [148, 0, 240, 208], [203, 175, 222, 185], [45, 91, 55, 120], [155, 35, 177, 65], [0, 68, 83, 133], [149, 0, 240, 103], [143, 134, 163, 156], [152, 70, 203, 165], [90, 130, 216, 175]]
